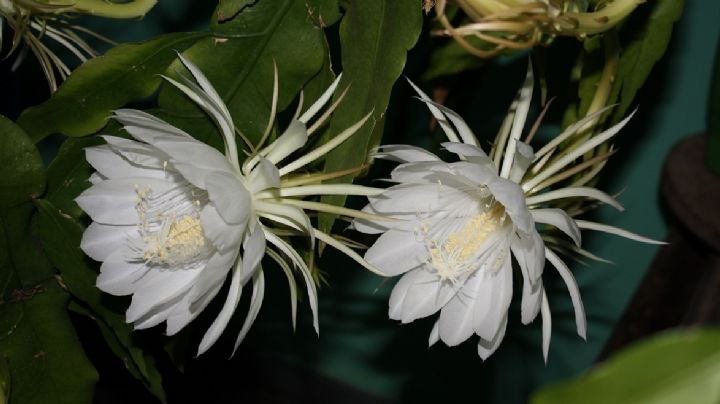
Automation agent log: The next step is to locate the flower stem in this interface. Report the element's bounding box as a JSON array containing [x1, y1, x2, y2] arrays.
[[65, 0, 157, 19]]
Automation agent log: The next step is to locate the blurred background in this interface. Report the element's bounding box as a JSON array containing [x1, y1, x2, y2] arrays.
[[2, 1, 719, 403]]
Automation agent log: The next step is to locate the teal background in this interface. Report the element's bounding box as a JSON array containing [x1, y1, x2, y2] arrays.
[[15, 1, 720, 402]]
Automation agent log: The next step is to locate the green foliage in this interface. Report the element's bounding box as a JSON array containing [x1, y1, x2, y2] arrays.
[[531, 328, 720, 404], [158, 0, 331, 149], [608, 0, 685, 122], [319, 0, 423, 232], [34, 200, 166, 402], [18, 32, 207, 142], [45, 137, 103, 219], [0, 120, 97, 404]]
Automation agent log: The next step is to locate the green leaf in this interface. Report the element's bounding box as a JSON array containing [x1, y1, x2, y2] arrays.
[[423, 38, 487, 81], [0, 278, 98, 404], [33, 199, 166, 402], [531, 328, 720, 404], [46, 137, 104, 219], [0, 116, 45, 210], [214, 0, 257, 23], [17, 32, 207, 142], [319, 0, 423, 232], [158, 0, 330, 149], [609, 0, 684, 122]]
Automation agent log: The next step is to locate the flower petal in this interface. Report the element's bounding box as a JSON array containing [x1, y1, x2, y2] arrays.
[[364, 228, 426, 276], [265, 120, 308, 164], [477, 314, 508, 360], [394, 267, 459, 323], [474, 253, 512, 341], [86, 145, 165, 179], [545, 248, 586, 340], [232, 269, 265, 354], [200, 205, 244, 253], [197, 255, 243, 355], [374, 144, 440, 163], [510, 229, 545, 285], [81, 222, 137, 262], [205, 171, 252, 225], [76, 177, 172, 225], [438, 270, 486, 346], [531, 208, 581, 247]]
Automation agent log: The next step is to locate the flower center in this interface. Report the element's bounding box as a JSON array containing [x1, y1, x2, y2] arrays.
[[135, 184, 208, 266], [424, 204, 506, 282]]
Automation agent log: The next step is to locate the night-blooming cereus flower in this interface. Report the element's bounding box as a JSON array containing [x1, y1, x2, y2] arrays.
[[77, 55, 383, 355], [353, 65, 662, 361]]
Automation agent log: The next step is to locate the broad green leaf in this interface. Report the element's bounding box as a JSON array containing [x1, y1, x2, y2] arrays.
[[305, 0, 343, 27], [319, 0, 423, 232], [0, 116, 45, 210], [214, 0, 257, 22], [0, 278, 98, 404], [158, 0, 330, 149], [17, 32, 207, 142], [531, 328, 720, 404], [45, 137, 103, 219], [609, 0, 684, 122], [33, 199, 166, 402]]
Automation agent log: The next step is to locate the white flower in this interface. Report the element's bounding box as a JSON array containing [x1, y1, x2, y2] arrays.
[[78, 55, 382, 355], [353, 64, 662, 361]]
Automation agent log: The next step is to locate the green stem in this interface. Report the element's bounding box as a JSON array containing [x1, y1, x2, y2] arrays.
[[63, 0, 157, 19], [561, 0, 642, 36]]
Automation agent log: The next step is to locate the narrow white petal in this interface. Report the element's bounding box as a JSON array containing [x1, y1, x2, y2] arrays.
[[540, 290, 552, 363], [418, 100, 480, 146], [255, 200, 313, 238], [242, 225, 266, 282], [575, 220, 666, 244], [374, 144, 441, 163], [279, 112, 372, 176], [531, 208, 581, 247], [263, 230, 319, 334], [441, 142, 493, 168], [197, 256, 244, 355], [523, 111, 635, 193], [364, 228, 426, 276], [500, 62, 534, 179], [406, 78, 461, 144], [313, 229, 386, 276], [508, 142, 535, 183], [264, 120, 308, 164], [486, 177, 533, 233], [429, 320, 440, 347], [232, 269, 265, 354], [266, 248, 298, 331], [474, 255, 512, 341], [510, 230, 545, 284], [545, 248, 586, 339], [188, 249, 238, 303], [298, 73, 342, 124], [525, 186, 624, 211]]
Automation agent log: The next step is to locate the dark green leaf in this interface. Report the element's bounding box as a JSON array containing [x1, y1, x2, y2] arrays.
[[531, 328, 720, 404], [423, 38, 487, 81], [319, 0, 423, 232], [214, 0, 257, 23], [18, 32, 207, 142], [158, 0, 330, 150], [0, 355, 8, 404], [46, 137, 104, 219], [609, 0, 684, 122], [33, 199, 166, 402], [0, 116, 45, 210]]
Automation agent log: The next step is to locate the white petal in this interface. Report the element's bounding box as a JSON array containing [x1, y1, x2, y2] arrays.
[[265, 120, 308, 164], [374, 144, 440, 163], [474, 254, 512, 341], [200, 205, 244, 252], [390, 161, 450, 183], [188, 249, 238, 303], [486, 177, 533, 233], [520, 277, 543, 325], [102, 136, 166, 169], [352, 204, 390, 234], [477, 314, 508, 360], [364, 228, 426, 276], [242, 224, 265, 282], [205, 171, 252, 225], [396, 267, 459, 323], [197, 256, 244, 355], [545, 248, 586, 339], [96, 250, 149, 296], [152, 137, 235, 188], [510, 230, 545, 285], [531, 208, 581, 247], [438, 270, 485, 346], [166, 278, 223, 336], [370, 182, 470, 218], [541, 290, 552, 363], [86, 145, 165, 179], [442, 142, 493, 167], [248, 157, 280, 193], [406, 78, 462, 144], [575, 220, 666, 245], [126, 265, 203, 323], [76, 177, 171, 225], [500, 61, 534, 179], [81, 222, 137, 262], [525, 186, 624, 211], [232, 268, 265, 353], [509, 141, 534, 183], [429, 320, 440, 347]]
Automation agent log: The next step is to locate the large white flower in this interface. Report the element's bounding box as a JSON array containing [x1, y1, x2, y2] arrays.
[[353, 65, 661, 361], [78, 55, 382, 355]]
